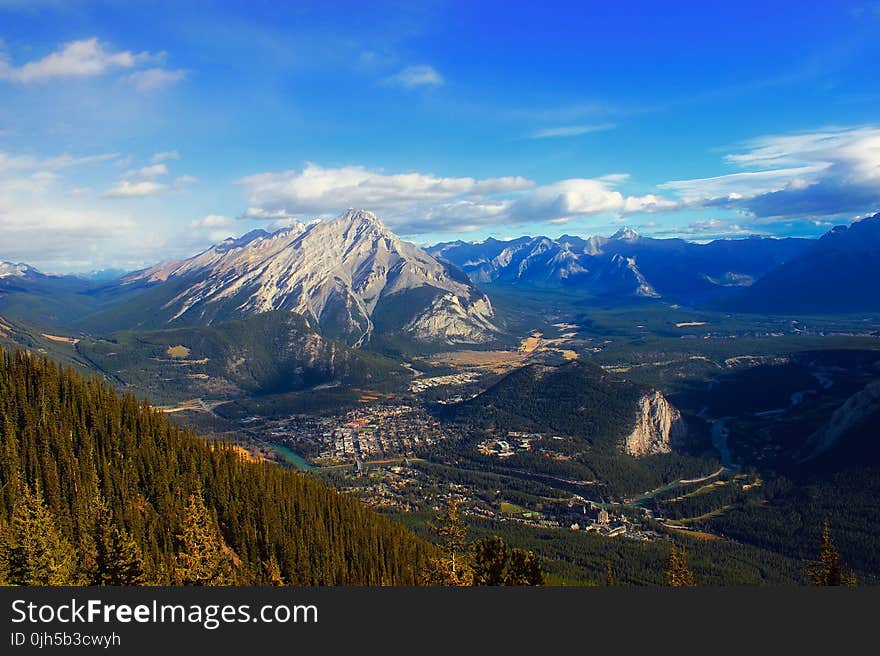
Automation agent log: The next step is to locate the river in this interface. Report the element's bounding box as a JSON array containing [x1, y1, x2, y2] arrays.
[[711, 416, 734, 469], [264, 442, 314, 471]]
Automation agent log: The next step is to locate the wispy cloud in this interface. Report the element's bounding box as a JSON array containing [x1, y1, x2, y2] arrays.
[[529, 123, 615, 139], [660, 125, 880, 220], [104, 157, 194, 198], [0, 38, 156, 83], [103, 179, 168, 198], [151, 150, 180, 163], [383, 64, 444, 88], [127, 67, 186, 92], [0, 151, 119, 173]]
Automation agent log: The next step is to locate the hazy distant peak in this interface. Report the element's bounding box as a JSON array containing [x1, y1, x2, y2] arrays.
[[611, 226, 640, 240]]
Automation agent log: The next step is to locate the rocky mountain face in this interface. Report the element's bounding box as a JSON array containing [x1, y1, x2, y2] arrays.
[[122, 209, 498, 346], [802, 378, 880, 461], [430, 228, 810, 302], [624, 390, 686, 457]]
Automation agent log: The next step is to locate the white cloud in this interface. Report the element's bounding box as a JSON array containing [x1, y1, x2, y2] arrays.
[[660, 125, 880, 220], [127, 67, 186, 92], [660, 165, 828, 203], [383, 65, 444, 88], [192, 214, 234, 229], [0, 150, 166, 271], [239, 163, 533, 217], [103, 180, 168, 198], [190, 213, 237, 241], [530, 124, 615, 139], [0, 38, 156, 83], [239, 163, 679, 234], [0, 151, 118, 173], [134, 163, 168, 180], [104, 158, 194, 198], [151, 150, 180, 162], [509, 178, 679, 224]]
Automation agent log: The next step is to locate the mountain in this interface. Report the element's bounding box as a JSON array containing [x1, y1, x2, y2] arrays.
[[430, 229, 811, 303], [0, 262, 103, 328], [437, 360, 685, 457], [0, 348, 429, 585], [111, 209, 498, 346], [0, 261, 40, 279], [726, 213, 880, 314]]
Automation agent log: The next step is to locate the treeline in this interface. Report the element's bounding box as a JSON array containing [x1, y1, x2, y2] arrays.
[[0, 349, 429, 585]]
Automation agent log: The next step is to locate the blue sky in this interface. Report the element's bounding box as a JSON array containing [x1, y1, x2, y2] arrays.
[[1, 0, 879, 272]]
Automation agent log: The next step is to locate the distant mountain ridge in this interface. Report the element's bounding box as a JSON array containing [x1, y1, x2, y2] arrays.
[[724, 213, 880, 313], [430, 228, 812, 302]]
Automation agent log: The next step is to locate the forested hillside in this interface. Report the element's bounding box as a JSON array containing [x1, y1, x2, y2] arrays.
[[0, 349, 429, 585]]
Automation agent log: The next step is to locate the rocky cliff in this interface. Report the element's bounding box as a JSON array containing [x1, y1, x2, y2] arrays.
[[801, 378, 880, 461], [624, 390, 686, 457]]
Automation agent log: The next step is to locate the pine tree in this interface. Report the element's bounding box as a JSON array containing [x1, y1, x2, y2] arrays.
[[666, 542, 695, 587], [0, 518, 10, 585], [504, 548, 544, 586], [806, 519, 857, 586], [4, 482, 78, 585], [93, 492, 146, 585], [263, 554, 285, 586], [605, 558, 615, 586], [175, 491, 236, 586], [424, 499, 471, 585], [472, 536, 508, 585]]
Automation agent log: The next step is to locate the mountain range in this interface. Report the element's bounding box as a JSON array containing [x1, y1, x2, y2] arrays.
[[723, 213, 880, 314], [2, 212, 879, 354], [429, 227, 813, 303]]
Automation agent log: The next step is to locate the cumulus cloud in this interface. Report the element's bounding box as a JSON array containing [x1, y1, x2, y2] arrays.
[[0, 37, 185, 92], [239, 163, 533, 217], [530, 124, 615, 139], [508, 178, 679, 224], [383, 65, 444, 88], [239, 163, 680, 234]]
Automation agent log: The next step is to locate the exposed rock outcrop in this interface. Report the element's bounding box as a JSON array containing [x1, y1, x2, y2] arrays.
[[624, 391, 686, 457], [801, 378, 880, 461]]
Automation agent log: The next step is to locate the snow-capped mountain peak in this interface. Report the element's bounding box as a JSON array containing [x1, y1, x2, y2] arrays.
[[0, 262, 37, 279], [611, 226, 640, 241]]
